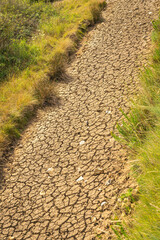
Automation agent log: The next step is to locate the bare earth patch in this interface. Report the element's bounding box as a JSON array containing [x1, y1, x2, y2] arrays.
[[0, 0, 160, 239]]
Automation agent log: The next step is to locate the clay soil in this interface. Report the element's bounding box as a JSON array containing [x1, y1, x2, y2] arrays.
[[0, 0, 160, 239]]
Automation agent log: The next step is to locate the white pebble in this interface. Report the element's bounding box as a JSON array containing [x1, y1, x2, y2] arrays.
[[76, 176, 84, 182], [40, 190, 45, 196], [80, 140, 85, 145], [106, 179, 112, 185], [47, 167, 53, 172], [101, 201, 107, 206], [106, 110, 111, 114]]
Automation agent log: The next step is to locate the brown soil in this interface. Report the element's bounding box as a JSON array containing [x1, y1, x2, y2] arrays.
[[0, 0, 160, 239]]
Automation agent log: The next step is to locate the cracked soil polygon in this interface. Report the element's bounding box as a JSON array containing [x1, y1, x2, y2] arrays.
[[1, 0, 160, 239]]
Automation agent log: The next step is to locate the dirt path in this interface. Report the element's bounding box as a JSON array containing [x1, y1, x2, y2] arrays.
[[1, 0, 160, 239]]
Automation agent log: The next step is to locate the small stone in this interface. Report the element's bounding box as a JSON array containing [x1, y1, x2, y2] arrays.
[[106, 110, 111, 114], [80, 140, 85, 145], [92, 217, 97, 222], [106, 179, 112, 185], [40, 190, 45, 196], [76, 176, 84, 182], [47, 167, 53, 173], [101, 201, 107, 206], [149, 12, 152, 15], [94, 168, 104, 175]]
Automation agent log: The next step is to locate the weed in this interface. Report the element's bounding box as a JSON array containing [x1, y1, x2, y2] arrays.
[[96, 234, 103, 239], [111, 222, 128, 240], [120, 188, 135, 203]]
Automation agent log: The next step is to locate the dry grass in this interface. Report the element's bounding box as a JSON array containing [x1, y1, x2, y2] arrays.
[[0, 0, 106, 153]]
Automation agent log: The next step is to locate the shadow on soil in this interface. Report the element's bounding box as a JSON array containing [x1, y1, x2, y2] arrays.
[[0, 71, 74, 189]]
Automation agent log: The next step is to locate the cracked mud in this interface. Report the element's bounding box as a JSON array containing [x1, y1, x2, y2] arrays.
[[1, 0, 160, 239]]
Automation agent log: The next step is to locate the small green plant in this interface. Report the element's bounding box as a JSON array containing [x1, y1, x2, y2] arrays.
[[111, 222, 129, 240], [120, 188, 135, 203], [96, 234, 103, 239]]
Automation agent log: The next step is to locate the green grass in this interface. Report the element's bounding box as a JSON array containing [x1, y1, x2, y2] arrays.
[[0, 0, 106, 152], [0, 0, 48, 80], [114, 13, 160, 239]]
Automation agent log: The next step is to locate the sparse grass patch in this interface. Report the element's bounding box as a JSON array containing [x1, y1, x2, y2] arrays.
[[114, 14, 160, 239], [0, 0, 106, 152]]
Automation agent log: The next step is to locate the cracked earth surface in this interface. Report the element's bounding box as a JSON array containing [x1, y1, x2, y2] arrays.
[[1, 0, 160, 239]]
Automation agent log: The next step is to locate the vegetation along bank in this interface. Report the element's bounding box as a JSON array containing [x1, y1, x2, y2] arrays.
[[0, 0, 106, 153], [115, 12, 160, 240]]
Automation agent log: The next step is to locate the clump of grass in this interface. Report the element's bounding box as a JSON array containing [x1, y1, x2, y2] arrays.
[[0, 0, 106, 152], [128, 128, 160, 240], [114, 14, 160, 239], [0, 0, 50, 80]]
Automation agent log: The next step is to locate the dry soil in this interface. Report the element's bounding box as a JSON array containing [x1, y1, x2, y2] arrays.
[[0, 0, 160, 239]]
